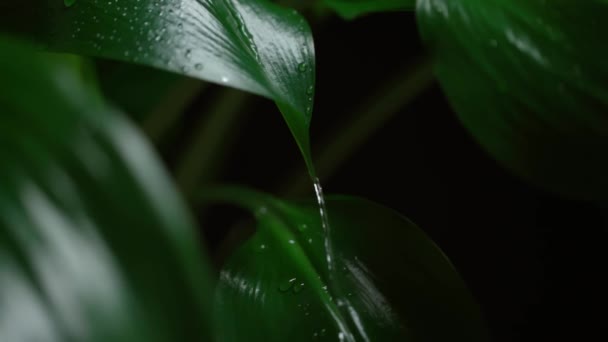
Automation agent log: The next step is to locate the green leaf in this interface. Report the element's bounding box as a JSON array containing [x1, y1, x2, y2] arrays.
[[207, 187, 487, 341], [324, 0, 415, 19], [417, 0, 608, 199], [0, 0, 316, 170], [0, 37, 214, 341]]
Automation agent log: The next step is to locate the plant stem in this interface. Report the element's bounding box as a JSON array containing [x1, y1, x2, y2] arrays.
[[142, 78, 208, 143], [280, 58, 436, 195], [175, 88, 251, 199]]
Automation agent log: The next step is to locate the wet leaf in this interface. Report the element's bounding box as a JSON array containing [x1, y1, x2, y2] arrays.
[[417, 0, 608, 199], [0, 37, 214, 342], [0, 0, 316, 169], [208, 187, 487, 341]]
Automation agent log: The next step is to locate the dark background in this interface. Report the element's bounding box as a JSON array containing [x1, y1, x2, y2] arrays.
[[146, 11, 608, 342]]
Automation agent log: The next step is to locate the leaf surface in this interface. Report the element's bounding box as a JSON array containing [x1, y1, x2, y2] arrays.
[[0, 37, 214, 342], [324, 0, 414, 19], [209, 188, 487, 341], [0, 0, 316, 168], [417, 0, 608, 199]]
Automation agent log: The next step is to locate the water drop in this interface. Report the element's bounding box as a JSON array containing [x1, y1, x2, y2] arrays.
[[320, 328, 327, 337], [185, 49, 192, 59], [64, 0, 76, 8], [194, 63, 204, 71], [279, 278, 296, 292], [306, 85, 314, 96], [293, 281, 305, 294], [288, 239, 296, 244], [298, 223, 308, 232], [297, 62, 308, 73]]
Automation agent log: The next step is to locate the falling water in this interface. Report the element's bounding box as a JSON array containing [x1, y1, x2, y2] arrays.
[[311, 176, 364, 342], [312, 177, 336, 275]]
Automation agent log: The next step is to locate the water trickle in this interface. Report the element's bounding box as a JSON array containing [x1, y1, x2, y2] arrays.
[[313, 178, 335, 274], [311, 177, 359, 342], [64, 0, 77, 7]]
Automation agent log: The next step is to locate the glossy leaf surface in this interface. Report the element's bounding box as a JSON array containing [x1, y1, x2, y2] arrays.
[[0, 0, 316, 168], [0, 38, 214, 342], [210, 188, 487, 341], [417, 0, 608, 199], [324, 0, 414, 19]]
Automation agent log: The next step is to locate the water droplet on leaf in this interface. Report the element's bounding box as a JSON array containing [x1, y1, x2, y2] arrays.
[[293, 281, 305, 293], [279, 278, 296, 292], [64, 0, 77, 7], [297, 62, 308, 73], [306, 85, 314, 95]]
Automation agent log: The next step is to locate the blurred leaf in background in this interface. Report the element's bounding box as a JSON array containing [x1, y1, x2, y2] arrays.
[[417, 0, 608, 200], [0, 37, 214, 342], [323, 0, 415, 19]]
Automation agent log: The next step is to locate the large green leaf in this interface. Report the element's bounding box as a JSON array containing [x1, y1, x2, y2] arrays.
[[417, 0, 608, 199], [207, 188, 487, 341], [324, 0, 414, 19], [0, 0, 316, 169], [0, 37, 214, 341]]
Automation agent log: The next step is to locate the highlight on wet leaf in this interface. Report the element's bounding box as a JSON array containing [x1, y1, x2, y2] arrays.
[[0, 37, 215, 342], [417, 0, 608, 199], [0, 0, 316, 170], [205, 187, 488, 342]]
